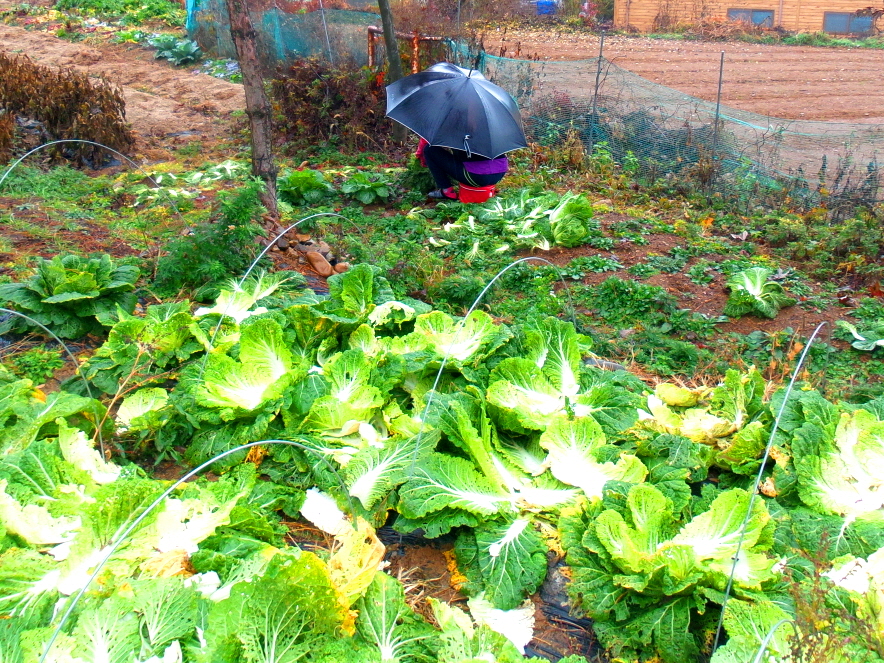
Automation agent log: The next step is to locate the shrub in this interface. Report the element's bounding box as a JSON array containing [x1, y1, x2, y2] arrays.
[[151, 179, 268, 298], [272, 59, 391, 152], [0, 111, 12, 164], [0, 53, 134, 166]]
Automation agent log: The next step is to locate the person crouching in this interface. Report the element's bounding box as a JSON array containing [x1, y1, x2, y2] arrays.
[[416, 138, 508, 200]]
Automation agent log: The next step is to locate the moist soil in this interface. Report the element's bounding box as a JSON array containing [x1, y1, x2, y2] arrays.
[[535, 211, 837, 341]]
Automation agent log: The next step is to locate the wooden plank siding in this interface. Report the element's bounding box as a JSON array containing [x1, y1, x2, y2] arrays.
[[614, 0, 871, 33]]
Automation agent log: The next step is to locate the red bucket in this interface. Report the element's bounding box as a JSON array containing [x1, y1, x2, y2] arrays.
[[458, 184, 496, 203]]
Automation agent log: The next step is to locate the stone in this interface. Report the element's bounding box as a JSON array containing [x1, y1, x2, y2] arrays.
[[306, 251, 334, 277], [334, 262, 350, 273]]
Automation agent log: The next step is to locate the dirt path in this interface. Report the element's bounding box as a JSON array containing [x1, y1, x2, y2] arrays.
[[0, 20, 245, 158], [481, 29, 884, 123]]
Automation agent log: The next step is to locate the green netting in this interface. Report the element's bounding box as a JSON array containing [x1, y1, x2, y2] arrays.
[[186, 0, 381, 67], [187, 0, 883, 212]]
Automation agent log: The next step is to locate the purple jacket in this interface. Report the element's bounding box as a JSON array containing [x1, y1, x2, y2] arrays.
[[464, 156, 508, 175]]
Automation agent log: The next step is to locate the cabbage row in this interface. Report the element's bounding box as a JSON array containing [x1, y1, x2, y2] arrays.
[[3, 263, 884, 662]]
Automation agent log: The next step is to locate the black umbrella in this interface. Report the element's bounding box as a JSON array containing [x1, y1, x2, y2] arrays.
[[385, 62, 527, 159]]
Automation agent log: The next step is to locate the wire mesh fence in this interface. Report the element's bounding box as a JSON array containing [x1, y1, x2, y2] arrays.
[[187, 1, 884, 213], [450, 44, 884, 214], [186, 0, 381, 67]]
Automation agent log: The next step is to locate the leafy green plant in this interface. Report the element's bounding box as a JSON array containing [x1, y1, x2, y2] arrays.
[[395, 155, 436, 195], [341, 171, 393, 205], [836, 320, 884, 352], [151, 179, 268, 298], [562, 483, 778, 663], [113, 29, 149, 43], [547, 193, 595, 247], [3, 345, 65, 384], [723, 266, 797, 319], [277, 168, 335, 206], [131, 183, 198, 208], [587, 235, 616, 249], [194, 58, 242, 83], [561, 255, 623, 279], [578, 277, 678, 326], [147, 34, 202, 66], [626, 262, 660, 278], [645, 247, 692, 274], [834, 299, 884, 353], [0, 254, 139, 339], [55, 0, 185, 25], [687, 260, 716, 285]]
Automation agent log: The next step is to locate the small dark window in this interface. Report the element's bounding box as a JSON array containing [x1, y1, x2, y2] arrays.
[[727, 8, 774, 27], [823, 12, 873, 34]]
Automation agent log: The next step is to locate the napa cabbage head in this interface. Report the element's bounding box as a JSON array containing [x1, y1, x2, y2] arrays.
[[547, 193, 594, 248], [793, 408, 884, 526], [196, 317, 303, 413]]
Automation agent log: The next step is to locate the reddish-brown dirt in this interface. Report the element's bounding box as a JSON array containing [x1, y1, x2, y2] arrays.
[[481, 28, 884, 123]]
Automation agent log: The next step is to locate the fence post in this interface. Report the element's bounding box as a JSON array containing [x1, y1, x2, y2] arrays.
[[709, 50, 725, 192], [411, 31, 421, 73], [588, 31, 605, 153], [317, 0, 333, 63]]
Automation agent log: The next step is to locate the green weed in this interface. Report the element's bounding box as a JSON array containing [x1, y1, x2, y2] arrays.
[[576, 277, 678, 326], [151, 179, 268, 298], [561, 255, 624, 279], [626, 330, 713, 376], [55, 0, 185, 25], [2, 344, 66, 384], [0, 165, 111, 203]]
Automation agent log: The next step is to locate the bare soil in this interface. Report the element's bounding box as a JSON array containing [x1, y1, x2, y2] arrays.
[[542, 212, 835, 338], [0, 14, 245, 159], [481, 28, 884, 123]]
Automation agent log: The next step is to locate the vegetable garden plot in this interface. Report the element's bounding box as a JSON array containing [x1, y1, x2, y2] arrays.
[[3, 258, 884, 662]]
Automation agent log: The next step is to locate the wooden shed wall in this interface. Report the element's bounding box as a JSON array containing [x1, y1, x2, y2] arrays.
[[614, 0, 870, 33]]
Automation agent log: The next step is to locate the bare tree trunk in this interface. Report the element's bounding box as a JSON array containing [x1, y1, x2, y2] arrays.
[[225, 0, 279, 219], [377, 0, 407, 143]]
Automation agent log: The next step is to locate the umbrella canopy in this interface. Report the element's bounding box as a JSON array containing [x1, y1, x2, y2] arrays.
[[385, 62, 527, 159]]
